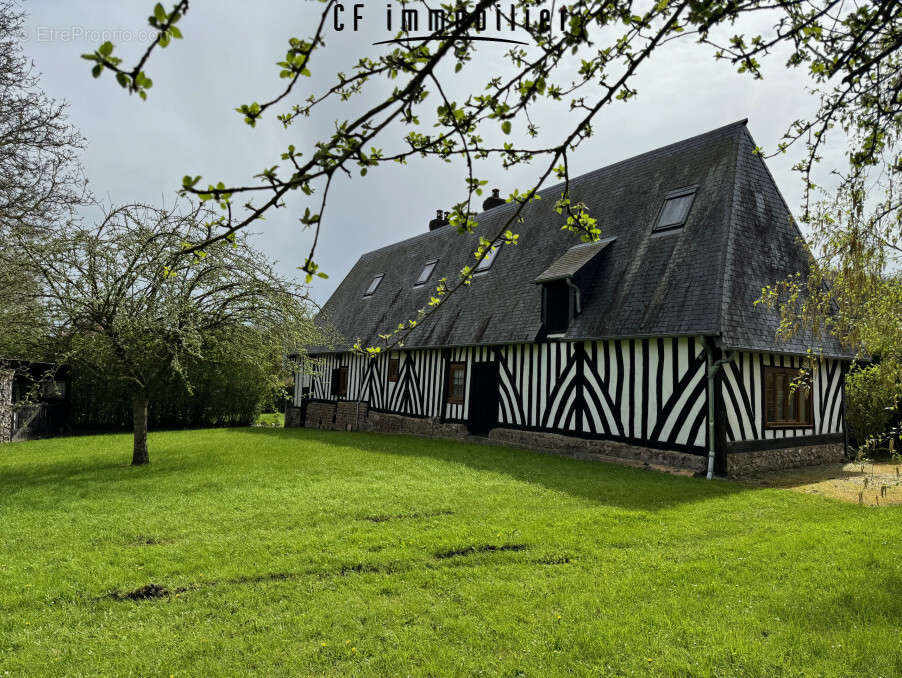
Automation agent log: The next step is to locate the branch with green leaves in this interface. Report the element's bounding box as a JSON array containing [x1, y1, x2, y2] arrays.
[[82, 0, 902, 358], [81, 1, 188, 99]]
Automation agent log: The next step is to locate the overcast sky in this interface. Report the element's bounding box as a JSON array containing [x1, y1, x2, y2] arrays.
[[22, 1, 845, 305]]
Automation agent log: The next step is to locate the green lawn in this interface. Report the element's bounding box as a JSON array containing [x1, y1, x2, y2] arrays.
[[254, 412, 285, 427], [1, 429, 900, 677]]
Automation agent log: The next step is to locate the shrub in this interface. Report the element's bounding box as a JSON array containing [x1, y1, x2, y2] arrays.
[[70, 357, 273, 431], [846, 360, 900, 452]]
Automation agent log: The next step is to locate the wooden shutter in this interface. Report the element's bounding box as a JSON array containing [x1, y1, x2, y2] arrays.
[[338, 367, 348, 397]]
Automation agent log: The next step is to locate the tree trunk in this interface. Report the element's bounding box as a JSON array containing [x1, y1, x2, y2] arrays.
[[132, 392, 150, 465]]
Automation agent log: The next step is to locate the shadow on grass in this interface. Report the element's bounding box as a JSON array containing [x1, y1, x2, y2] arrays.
[[241, 427, 751, 511], [0, 434, 210, 497], [2, 427, 752, 511]]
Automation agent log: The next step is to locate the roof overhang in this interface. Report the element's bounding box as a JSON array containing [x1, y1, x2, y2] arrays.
[[533, 236, 617, 284]]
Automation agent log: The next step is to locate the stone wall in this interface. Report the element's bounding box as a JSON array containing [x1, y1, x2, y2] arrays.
[[287, 402, 845, 476], [0, 370, 12, 444], [284, 406, 303, 428], [488, 427, 707, 472], [304, 402, 337, 430], [727, 443, 844, 476], [335, 401, 369, 431], [287, 401, 469, 439], [366, 411, 468, 439], [289, 404, 704, 471]]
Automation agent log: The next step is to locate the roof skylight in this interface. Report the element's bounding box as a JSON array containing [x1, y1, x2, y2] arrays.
[[363, 273, 384, 297], [414, 259, 438, 287], [475, 240, 502, 272], [654, 187, 696, 231]]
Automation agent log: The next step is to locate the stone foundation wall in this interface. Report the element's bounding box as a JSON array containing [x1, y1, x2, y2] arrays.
[[366, 411, 469, 439], [285, 406, 303, 428], [0, 370, 12, 444], [287, 403, 845, 476], [488, 428, 706, 472], [288, 404, 704, 471], [287, 402, 469, 439], [305, 402, 337, 430], [727, 443, 844, 476], [335, 401, 369, 431]]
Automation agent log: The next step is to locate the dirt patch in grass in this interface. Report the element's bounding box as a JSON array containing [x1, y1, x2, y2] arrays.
[[109, 564, 401, 602], [742, 461, 902, 505], [434, 544, 528, 559], [362, 508, 454, 523], [111, 584, 174, 601]]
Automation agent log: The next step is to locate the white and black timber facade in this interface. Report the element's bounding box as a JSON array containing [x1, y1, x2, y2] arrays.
[[290, 121, 850, 475]]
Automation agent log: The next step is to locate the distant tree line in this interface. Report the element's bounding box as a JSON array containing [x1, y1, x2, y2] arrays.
[[68, 350, 289, 432]]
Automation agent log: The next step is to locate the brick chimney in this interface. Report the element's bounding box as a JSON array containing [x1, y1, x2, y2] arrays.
[[428, 209, 447, 231], [482, 188, 505, 211]]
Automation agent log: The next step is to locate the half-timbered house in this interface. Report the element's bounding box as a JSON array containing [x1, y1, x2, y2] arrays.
[[288, 120, 851, 475]]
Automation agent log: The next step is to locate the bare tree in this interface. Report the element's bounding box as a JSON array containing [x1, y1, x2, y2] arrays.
[[0, 0, 85, 235], [0, 0, 86, 360]]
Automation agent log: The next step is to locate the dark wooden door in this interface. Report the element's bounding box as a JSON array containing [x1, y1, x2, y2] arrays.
[[467, 361, 499, 436]]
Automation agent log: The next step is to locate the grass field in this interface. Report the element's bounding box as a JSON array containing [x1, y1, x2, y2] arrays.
[[1, 428, 900, 677], [254, 412, 285, 427]]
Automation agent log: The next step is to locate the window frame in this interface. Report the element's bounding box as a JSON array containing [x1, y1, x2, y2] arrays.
[[363, 273, 384, 297], [414, 259, 438, 287], [764, 366, 813, 429], [474, 240, 502, 273], [653, 186, 697, 232], [332, 365, 349, 398], [387, 357, 400, 383], [446, 362, 466, 404], [542, 281, 573, 335]]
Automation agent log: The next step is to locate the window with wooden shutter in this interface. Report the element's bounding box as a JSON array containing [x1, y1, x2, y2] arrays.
[[447, 362, 466, 404], [764, 366, 812, 428], [332, 366, 348, 398], [387, 357, 400, 383]]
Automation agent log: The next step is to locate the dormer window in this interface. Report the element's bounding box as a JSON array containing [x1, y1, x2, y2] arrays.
[[654, 187, 696, 232], [543, 281, 576, 335], [414, 259, 438, 287], [475, 240, 501, 273], [363, 273, 384, 297], [533, 237, 616, 336]]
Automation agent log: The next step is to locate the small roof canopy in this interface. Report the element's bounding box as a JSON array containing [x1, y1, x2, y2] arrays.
[[533, 236, 617, 284]]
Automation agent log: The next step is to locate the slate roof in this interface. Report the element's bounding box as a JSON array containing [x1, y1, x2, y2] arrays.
[[312, 120, 852, 359]]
